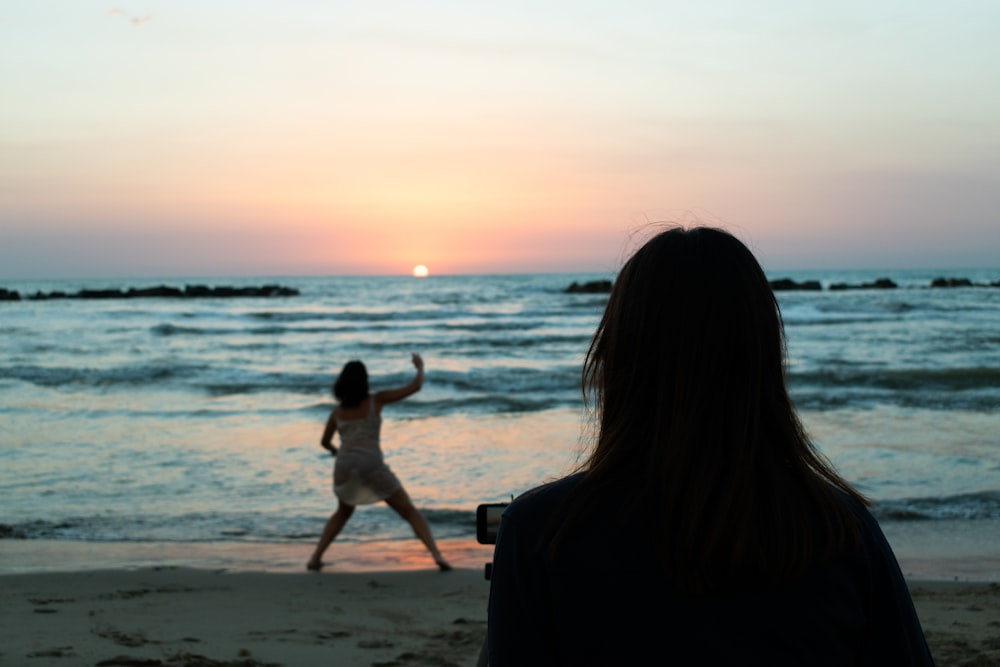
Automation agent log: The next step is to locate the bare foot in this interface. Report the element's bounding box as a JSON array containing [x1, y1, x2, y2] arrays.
[[435, 558, 453, 572], [306, 559, 324, 572]]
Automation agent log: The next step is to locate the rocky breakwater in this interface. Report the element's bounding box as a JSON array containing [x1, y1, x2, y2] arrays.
[[0, 284, 300, 301], [565, 280, 613, 294], [769, 276, 1000, 291]]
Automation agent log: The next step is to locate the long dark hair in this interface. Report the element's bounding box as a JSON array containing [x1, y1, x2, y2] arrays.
[[333, 360, 369, 407], [555, 225, 867, 592]]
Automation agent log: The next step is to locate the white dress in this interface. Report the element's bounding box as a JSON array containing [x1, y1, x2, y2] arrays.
[[332, 399, 403, 505]]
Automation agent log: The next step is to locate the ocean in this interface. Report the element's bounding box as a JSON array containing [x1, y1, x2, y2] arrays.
[[1, 270, 999, 579]]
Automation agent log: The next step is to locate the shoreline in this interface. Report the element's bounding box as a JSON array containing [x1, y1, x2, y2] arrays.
[[880, 517, 1000, 583], [0, 537, 496, 577], [4, 518, 1000, 582]]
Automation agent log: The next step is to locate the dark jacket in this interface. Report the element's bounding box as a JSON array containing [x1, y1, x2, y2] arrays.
[[487, 472, 934, 666]]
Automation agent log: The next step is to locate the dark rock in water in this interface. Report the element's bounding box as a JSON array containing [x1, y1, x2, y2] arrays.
[[77, 288, 126, 299], [8, 284, 301, 301], [26, 290, 69, 300], [829, 278, 897, 290], [185, 284, 300, 298], [930, 277, 973, 288], [184, 284, 214, 297], [127, 285, 185, 298], [769, 278, 822, 291], [565, 280, 612, 294]]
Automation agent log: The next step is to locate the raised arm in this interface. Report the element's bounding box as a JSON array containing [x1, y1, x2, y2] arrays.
[[374, 353, 425, 406]]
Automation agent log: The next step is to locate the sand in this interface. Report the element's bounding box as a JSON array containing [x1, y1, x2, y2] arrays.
[[2, 538, 999, 666], [909, 581, 1000, 667], [0, 567, 489, 667]]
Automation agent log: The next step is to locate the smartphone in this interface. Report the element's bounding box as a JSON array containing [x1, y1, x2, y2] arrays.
[[476, 503, 508, 545]]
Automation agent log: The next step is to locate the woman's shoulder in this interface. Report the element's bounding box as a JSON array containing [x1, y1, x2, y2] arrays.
[[505, 472, 585, 518], [824, 486, 900, 566], [832, 487, 878, 531]]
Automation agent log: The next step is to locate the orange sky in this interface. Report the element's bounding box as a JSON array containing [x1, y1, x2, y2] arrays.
[[2, 3, 999, 278]]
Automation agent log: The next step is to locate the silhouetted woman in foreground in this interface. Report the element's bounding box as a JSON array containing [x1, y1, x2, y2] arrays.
[[307, 353, 451, 572], [487, 226, 933, 665]]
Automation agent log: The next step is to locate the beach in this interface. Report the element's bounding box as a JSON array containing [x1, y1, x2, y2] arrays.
[[2, 539, 999, 666], [0, 537, 494, 667], [1, 573, 998, 667], [0, 567, 489, 667], [2, 272, 999, 665]]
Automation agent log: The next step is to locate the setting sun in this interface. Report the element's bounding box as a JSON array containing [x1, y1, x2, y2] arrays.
[[412, 264, 429, 278]]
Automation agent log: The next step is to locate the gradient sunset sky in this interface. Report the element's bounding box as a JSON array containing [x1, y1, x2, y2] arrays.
[[2, 2, 998, 278]]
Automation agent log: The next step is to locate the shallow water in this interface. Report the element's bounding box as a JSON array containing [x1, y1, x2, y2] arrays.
[[2, 271, 999, 577]]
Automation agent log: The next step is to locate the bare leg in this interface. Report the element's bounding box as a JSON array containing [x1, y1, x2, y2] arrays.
[[384, 488, 452, 571], [307, 501, 355, 571]]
